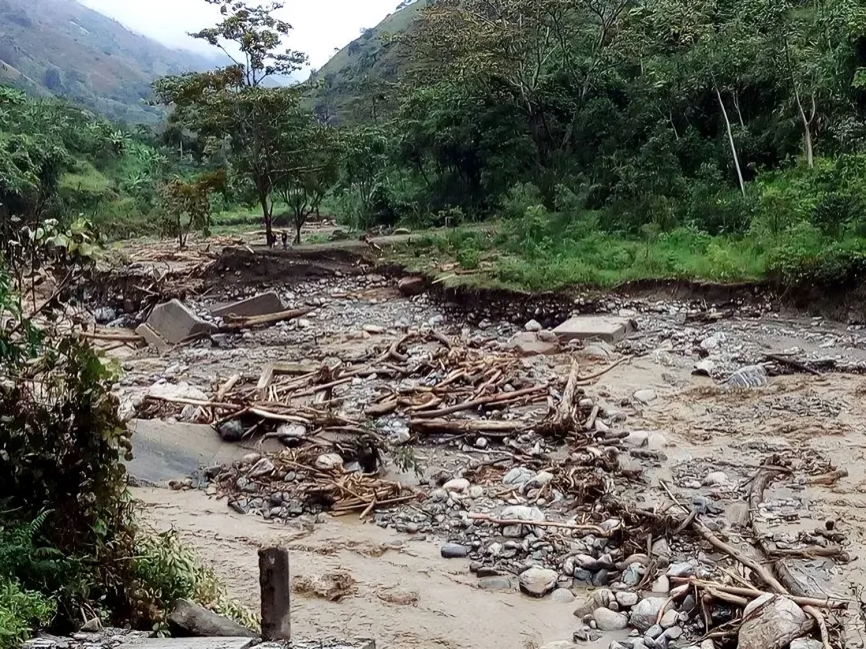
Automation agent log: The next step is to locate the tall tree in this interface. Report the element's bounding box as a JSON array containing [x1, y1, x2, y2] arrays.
[[153, 1, 307, 241]]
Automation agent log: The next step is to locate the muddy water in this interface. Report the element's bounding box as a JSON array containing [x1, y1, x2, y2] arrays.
[[136, 488, 602, 649]]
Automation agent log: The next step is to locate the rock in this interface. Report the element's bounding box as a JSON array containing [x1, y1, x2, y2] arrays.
[[315, 453, 344, 470], [468, 485, 484, 498], [540, 643, 579, 649], [248, 457, 275, 478], [700, 641, 716, 649], [666, 562, 695, 578], [538, 330, 558, 343], [630, 598, 672, 632], [659, 609, 679, 629], [217, 420, 245, 442], [738, 594, 811, 649], [297, 318, 312, 329], [621, 563, 643, 587], [645, 624, 663, 639], [478, 576, 514, 591], [700, 332, 725, 351], [525, 319, 543, 332], [93, 307, 116, 324], [277, 423, 307, 440], [508, 332, 559, 356], [501, 505, 545, 525], [553, 316, 633, 343], [693, 359, 716, 376], [552, 588, 575, 603], [615, 591, 639, 608], [398, 276, 427, 296], [634, 389, 657, 404], [168, 598, 255, 637], [663, 626, 683, 641], [441, 543, 469, 559], [145, 299, 217, 344], [726, 364, 768, 388], [624, 430, 650, 447], [241, 453, 261, 465], [80, 618, 102, 632], [593, 608, 629, 631], [212, 292, 284, 318], [789, 639, 822, 649], [651, 538, 672, 560], [519, 567, 558, 597], [149, 381, 209, 403], [651, 575, 670, 593], [503, 466, 536, 485], [702, 470, 730, 488], [443, 478, 470, 493], [582, 341, 615, 359], [573, 589, 614, 617], [475, 437, 488, 449]]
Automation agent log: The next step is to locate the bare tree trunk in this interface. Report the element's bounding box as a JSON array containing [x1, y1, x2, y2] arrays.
[[716, 87, 746, 197], [732, 92, 745, 128], [794, 91, 815, 168]]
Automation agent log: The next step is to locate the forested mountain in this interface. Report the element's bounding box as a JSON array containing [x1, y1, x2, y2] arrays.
[[0, 0, 219, 123], [312, 0, 427, 125]]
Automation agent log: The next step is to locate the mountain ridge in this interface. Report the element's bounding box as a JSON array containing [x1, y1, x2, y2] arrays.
[[0, 0, 221, 123]]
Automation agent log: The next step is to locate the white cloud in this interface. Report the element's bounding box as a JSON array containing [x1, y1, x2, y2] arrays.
[[79, 0, 401, 70]]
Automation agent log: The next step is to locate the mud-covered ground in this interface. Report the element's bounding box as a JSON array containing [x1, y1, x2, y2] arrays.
[[89, 242, 866, 649]]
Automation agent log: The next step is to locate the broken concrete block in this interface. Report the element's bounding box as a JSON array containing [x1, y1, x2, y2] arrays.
[[122, 638, 255, 649], [168, 599, 256, 638], [507, 332, 559, 356], [553, 316, 633, 344], [135, 323, 169, 353], [146, 300, 217, 345], [212, 292, 284, 319]]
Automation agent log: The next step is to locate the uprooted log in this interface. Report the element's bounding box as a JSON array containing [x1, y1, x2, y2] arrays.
[[410, 418, 524, 437], [222, 306, 316, 330]]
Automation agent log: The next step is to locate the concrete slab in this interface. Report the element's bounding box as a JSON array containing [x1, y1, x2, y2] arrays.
[[507, 332, 559, 356], [127, 419, 283, 484], [211, 292, 284, 319], [123, 637, 254, 649], [553, 316, 633, 343], [146, 299, 217, 345], [135, 323, 169, 353]]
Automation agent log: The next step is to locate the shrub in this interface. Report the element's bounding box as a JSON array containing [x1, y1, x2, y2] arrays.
[[0, 578, 54, 649]]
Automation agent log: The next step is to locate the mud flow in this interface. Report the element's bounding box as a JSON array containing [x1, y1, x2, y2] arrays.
[[83, 240, 866, 649]]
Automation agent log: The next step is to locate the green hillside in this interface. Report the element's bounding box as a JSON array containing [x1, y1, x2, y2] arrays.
[[0, 0, 219, 123], [312, 0, 427, 125]]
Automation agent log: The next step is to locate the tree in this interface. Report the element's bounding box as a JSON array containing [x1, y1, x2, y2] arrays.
[[153, 0, 307, 242], [158, 169, 227, 248], [274, 116, 340, 243], [339, 126, 389, 229]]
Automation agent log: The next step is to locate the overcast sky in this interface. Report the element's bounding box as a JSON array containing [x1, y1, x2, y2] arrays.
[[79, 0, 401, 71]]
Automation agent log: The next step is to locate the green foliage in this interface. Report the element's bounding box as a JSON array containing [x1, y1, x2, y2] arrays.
[[158, 169, 227, 247], [0, 577, 55, 649], [132, 530, 257, 632]]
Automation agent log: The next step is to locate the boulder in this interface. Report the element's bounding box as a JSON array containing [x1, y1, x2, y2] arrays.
[[630, 597, 672, 632], [592, 608, 628, 631], [518, 567, 558, 597], [145, 300, 217, 345], [168, 599, 255, 638], [738, 594, 812, 649], [398, 276, 427, 296]]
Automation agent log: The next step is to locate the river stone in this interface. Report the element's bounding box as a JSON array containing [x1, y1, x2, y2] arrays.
[[443, 478, 470, 492], [592, 608, 628, 631], [651, 575, 670, 593], [552, 588, 575, 603], [738, 594, 811, 649], [218, 420, 244, 442], [503, 466, 536, 485], [622, 563, 643, 586], [659, 609, 679, 629], [519, 567, 558, 597], [630, 598, 672, 632], [789, 640, 822, 649], [248, 457, 275, 478], [615, 591, 639, 608], [726, 364, 768, 388], [441, 543, 469, 559], [525, 319, 543, 332], [666, 562, 696, 578], [634, 388, 657, 404], [500, 505, 545, 523]]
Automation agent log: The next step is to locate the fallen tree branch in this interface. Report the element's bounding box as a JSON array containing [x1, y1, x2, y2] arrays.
[[412, 385, 546, 419], [468, 512, 611, 536], [222, 306, 315, 330], [577, 356, 632, 382]]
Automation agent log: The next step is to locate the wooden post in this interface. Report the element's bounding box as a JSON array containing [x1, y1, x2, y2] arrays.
[[259, 546, 291, 642]]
